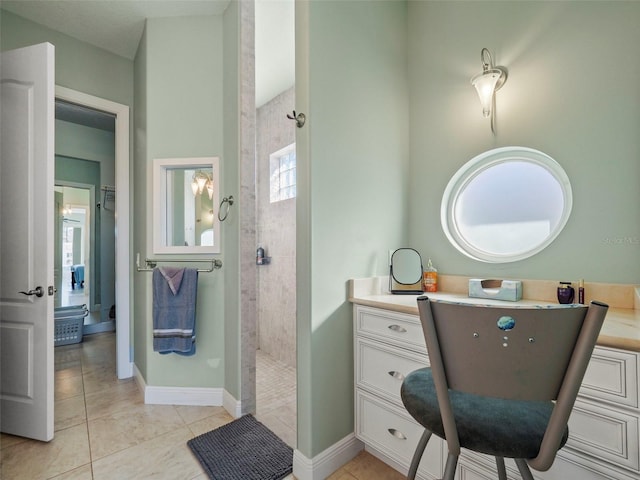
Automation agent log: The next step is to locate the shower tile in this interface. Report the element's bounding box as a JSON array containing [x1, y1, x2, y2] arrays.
[[256, 349, 296, 449], [256, 410, 296, 448]]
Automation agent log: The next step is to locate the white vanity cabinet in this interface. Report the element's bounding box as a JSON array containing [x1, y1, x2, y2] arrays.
[[353, 304, 640, 480], [353, 305, 444, 479]]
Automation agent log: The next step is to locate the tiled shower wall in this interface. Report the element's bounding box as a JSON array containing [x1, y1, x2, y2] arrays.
[[256, 87, 296, 368]]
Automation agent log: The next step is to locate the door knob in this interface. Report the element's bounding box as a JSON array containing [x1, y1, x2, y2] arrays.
[[19, 286, 44, 298]]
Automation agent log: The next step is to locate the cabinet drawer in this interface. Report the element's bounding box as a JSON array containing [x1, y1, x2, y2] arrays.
[[355, 306, 426, 353], [567, 399, 639, 472], [355, 390, 442, 474], [580, 347, 639, 408], [356, 337, 427, 403]]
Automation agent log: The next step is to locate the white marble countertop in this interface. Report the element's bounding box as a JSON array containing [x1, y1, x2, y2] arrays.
[[349, 277, 640, 352]]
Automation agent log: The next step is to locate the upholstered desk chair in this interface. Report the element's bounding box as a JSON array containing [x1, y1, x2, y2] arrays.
[[401, 297, 608, 480]]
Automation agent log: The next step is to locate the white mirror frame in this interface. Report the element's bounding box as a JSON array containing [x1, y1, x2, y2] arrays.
[[153, 156, 220, 254], [441, 146, 572, 263]]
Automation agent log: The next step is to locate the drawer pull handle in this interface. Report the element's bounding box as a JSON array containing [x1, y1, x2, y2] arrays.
[[388, 371, 405, 381], [388, 324, 407, 333], [388, 428, 407, 440]]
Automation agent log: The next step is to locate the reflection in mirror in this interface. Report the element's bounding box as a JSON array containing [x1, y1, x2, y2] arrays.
[[165, 167, 214, 247], [154, 157, 220, 254], [390, 248, 424, 294], [441, 147, 572, 263]]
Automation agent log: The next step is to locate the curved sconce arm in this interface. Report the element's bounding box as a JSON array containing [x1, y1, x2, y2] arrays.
[[471, 48, 507, 134]]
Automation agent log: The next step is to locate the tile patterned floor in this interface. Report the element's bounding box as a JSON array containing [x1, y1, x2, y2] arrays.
[[0, 333, 401, 479]]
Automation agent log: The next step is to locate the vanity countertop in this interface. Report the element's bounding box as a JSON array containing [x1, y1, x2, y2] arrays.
[[349, 277, 640, 353]]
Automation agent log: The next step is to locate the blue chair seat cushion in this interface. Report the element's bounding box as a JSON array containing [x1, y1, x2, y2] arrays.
[[401, 368, 569, 459]]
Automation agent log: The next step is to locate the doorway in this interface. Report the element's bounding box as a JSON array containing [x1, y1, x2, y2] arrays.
[[55, 96, 118, 338], [56, 86, 132, 380], [255, 88, 297, 447], [254, 0, 297, 447]]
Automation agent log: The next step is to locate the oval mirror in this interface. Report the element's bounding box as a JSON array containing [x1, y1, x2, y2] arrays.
[[441, 147, 572, 263], [390, 248, 423, 294]]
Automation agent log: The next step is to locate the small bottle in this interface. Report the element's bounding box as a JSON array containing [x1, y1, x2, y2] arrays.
[[423, 258, 438, 293], [256, 246, 264, 265], [557, 281, 575, 304], [578, 279, 585, 304]]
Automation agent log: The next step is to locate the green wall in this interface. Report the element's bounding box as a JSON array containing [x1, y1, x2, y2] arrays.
[[407, 1, 640, 284], [296, 0, 639, 462], [133, 25, 149, 380], [134, 15, 227, 388], [1, 9, 133, 106], [297, 0, 409, 457], [222, 0, 241, 402]]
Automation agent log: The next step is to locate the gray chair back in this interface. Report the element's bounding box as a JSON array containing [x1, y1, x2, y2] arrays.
[[417, 297, 608, 470]]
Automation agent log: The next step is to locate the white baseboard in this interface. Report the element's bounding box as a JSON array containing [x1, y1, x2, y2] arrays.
[[144, 384, 224, 406], [133, 364, 229, 408], [293, 434, 364, 480], [83, 320, 115, 335], [118, 361, 134, 380], [223, 390, 242, 418]]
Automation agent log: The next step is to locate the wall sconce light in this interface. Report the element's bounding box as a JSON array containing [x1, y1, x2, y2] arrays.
[[471, 48, 507, 133], [191, 170, 214, 200]]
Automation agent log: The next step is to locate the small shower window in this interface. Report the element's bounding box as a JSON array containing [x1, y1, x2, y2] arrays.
[[270, 143, 296, 203]]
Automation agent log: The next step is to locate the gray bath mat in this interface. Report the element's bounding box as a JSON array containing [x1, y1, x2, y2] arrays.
[[188, 414, 293, 480]]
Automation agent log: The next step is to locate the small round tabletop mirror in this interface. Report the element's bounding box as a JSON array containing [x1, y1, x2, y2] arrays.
[[441, 147, 573, 263], [390, 248, 424, 294]]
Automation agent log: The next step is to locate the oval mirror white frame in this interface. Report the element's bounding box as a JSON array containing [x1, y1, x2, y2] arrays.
[[153, 157, 220, 254], [441, 146, 572, 263]]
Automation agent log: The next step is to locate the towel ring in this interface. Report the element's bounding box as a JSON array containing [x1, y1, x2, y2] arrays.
[[218, 195, 234, 222]]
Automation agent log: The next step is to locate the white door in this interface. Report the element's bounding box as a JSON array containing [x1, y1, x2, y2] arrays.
[[1, 43, 55, 441]]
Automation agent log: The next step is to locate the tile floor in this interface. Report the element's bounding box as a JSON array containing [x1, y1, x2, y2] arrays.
[[0, 332, 403, 480]]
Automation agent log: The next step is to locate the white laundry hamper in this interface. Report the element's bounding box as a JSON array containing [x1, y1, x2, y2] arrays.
[[54, 304, 88, 346]]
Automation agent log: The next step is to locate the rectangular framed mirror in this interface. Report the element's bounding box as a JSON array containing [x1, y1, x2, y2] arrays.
[[153, 157, 220, 254]]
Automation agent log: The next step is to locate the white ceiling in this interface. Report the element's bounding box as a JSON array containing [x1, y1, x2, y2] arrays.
[[2, 0, 295, 107]]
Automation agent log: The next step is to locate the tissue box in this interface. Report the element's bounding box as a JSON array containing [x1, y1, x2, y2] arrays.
[[468, 279, 522, 302]]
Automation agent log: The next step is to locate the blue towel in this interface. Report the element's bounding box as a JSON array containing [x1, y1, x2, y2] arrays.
[[72, 265, 84, 283], [153, 267, 198, 356]]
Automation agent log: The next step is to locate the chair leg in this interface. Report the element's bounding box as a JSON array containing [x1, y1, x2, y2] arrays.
[[495, 456, 507, 480], [514, 459, 535, 480], [442, 453, 458, 480], [407, 429, 432, 480]]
